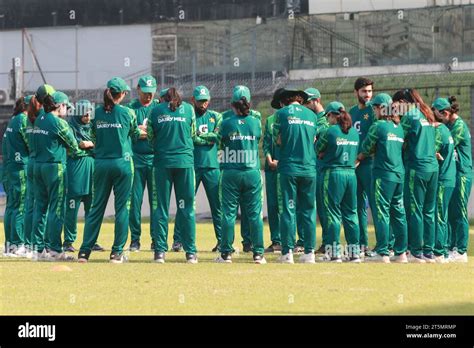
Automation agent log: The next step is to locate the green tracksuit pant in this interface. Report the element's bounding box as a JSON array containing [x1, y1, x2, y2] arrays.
[[316, 169, 328, 246], [372, 177, 407, 256], [3, 180, 13, 248], [33, 162, 67, 253], [6, 165, 27, 247], [174, 168, 222, 245], [152, 167, 196, 254], [355, 162, 372, 249], [448, 174, 472, 255], [80, 158, 134, 254], [321, 169, 360, 258], [64, 194, 92, 244], [434, 183, 455, 257], [265, 170, 281, 244], [279, 173, 316, 255], [24, 160, 43, 248], [404, 170, 438, 257], [129, 163, 155, 243], [219, 169, 264, 255]]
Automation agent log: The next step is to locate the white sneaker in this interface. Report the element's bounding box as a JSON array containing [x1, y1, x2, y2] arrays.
[[299, 252, 316, 264], [389, 250, 395, 258], [422, 254, 436, 263], [434, 255, 449, 264], [277, 251, 294, 264], [391, 252, 408, 263], [366, 253, 390, 263], [448, 250, 468, 263], [33, 249, 50, 262], [12, 245, 27, 258], [407, 254, 426, 263], [320, 254, 342, 263], [47, 251, 76, 262], [253, 255, 267, 264], [215, 254, 232, 263]]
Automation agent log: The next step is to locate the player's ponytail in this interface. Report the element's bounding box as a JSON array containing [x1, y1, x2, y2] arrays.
[[104, 88, 121, 113], [43, 95, 59, 113], [232, 97, 251, 116], [166, 87, 182, 112], [12, 97, 27, 116], [393, 88, 434, 124], [337, 108, 352, 134], [448, 95, 460, 114]]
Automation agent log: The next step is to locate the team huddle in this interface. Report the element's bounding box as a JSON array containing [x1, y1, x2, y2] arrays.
[[1, 75, 472, 264]]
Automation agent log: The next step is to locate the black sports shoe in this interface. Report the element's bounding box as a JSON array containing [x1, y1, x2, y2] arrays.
[[154, 251, 165, 263], [242, 243, 252, 253], [211, 243, 220, 252], [216, 252, 232, 263], [293, 245, 304, 254], [186, 253, 198, 264], [316, 244, 326, 254], [172, 241, 183, 252], [150, 241, 155, 251], [129, 240, 140, 252], [78, 250, 91, 263], [264, 243, 282, 253], [92, 243, 105, 252], [63, 243, 76, 253], [253, 253, 267, 264], [110, 252, 125, 264]]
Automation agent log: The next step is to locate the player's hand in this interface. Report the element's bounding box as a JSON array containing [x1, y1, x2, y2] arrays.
[[79, 141, 94, 149], [139, 129, 147, 139], [436, 152, 444, 161]]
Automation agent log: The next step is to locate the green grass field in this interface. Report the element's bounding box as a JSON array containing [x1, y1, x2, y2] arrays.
[[1, 222, 473, 315]]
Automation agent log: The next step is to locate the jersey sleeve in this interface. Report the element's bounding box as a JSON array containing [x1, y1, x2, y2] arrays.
[[128, 108, 141, 142], [315, 127, 329, 154], [360, 122, 378, 156], [450, 119, 465, 147], [57, 118, 83, 158]]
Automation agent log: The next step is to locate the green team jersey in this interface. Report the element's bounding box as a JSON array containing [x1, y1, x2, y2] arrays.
[[218, 111, 261, 170], [5, 112, 29, 167], [448, 117, 472, 178], [274, 103, 317, 176], [349, 104, 376, 164], [147, 101, 196, 168], [263, 113, 280, 171], [126, 99, 159, 166], [34, 112, 82, 163], [91, 104, 141, 160], [400, 107, 438, 173], [222, 109, 261, 120], [360, 120, 405, 182], [316, 124, 359, 170], [436, 123, 456, 186], [26, 109, 45, 159], [193, 109, 222, 169]]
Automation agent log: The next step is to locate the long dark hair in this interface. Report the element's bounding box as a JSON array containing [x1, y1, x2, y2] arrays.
[[447, 95, 460, 114], [165, 87, 182, 112], [336, 108, 352, 134], [392, 88, 434, 124], [231, 97, 251, 116], [13, 97, 28, 116], [104, 88, 122, 113], [43, 95, 60, 113]]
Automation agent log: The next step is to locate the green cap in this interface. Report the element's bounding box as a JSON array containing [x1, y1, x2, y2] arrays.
[[24, 95, 33, 105], [74, 99, 94, 116], [107, 77, 131, 93], [35, 84, 56, 104], [232, 85, 251, 103], [138, 75, 157, 93], [325, 101, 345, 114], [52, 91, 74, 110], [159, 88, 169, 98], [431, 97, 451, 111], [193, 85, 211, 101], [370, 93, 393, 108], [304, 88, 321, 100]]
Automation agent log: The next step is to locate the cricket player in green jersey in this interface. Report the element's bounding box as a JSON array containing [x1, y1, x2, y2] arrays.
[[127, 75, 160, 252], [304, 87, 328, 254], [33, 91, 83, 261], [215, 86, 266, 264], [25, 84, 56, 258], [431, 98, 456, 263], [147, 88, 198, 264], [173, 85, 223, 252], [2, 129, 13, 256], [3, 96, 32, 257], [316, 102, 361, 263], [433, 96, 472, 263], [222, 85, 262, 253], [358, 93, 408, 263], [63, 100, 98, 253], [349, 77, 376, 257], [392, 88, 439, 263], [262, 88, 285, 253], [274, 89, 317, 264], [78, 77, 145, 264]]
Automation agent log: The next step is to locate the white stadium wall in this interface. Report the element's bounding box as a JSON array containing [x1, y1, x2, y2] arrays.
[[0, 24, 152, 91]]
